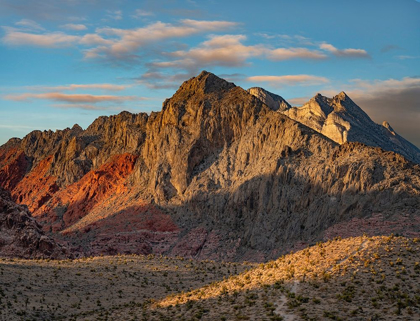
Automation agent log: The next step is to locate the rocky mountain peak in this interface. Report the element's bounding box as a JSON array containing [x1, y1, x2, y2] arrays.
[[247, 87, 291, 111], [172, 71, 236, 101], [308, 93, 334, 116], [71, 124, 83, 133]]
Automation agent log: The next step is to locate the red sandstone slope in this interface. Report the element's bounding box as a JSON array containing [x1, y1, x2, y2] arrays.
[[0, 147, 28, 191], [33, 153, 138, 232], [12, 156, 59, 213]]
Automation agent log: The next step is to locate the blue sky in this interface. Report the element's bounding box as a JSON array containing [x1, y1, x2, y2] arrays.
[[0, 0, 419, 146]]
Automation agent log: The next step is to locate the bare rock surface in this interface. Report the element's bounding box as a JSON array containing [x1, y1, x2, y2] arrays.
[[0, 188, 68, 259], [1, 71, 420, 260], [249, 89, 420, 164], [248, 87, 291, 111]]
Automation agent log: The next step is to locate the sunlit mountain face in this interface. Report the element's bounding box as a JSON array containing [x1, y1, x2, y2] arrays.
[[1, 1, 420, 320]]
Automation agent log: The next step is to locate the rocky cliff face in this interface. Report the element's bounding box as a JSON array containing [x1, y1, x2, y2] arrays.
[[0, 188, 69, 259], [1, 71, 420, 261], [247, 87, 291, 112], [249, 89, 420, 164]]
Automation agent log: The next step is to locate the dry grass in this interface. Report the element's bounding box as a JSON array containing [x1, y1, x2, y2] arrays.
[[1, 236, 419, 320], [0, 254, 250, 320]]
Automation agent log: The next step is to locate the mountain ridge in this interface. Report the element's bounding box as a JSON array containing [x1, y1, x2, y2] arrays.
[[248, 88, 420, 164], [1, 71, 420, 261]]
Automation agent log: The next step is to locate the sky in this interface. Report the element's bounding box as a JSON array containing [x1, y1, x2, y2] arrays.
[[0, 0, 419, 146]]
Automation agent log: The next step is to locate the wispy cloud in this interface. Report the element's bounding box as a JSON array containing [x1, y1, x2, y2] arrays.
[[132, 9, 154, 18], [149, 35, 328, 73], [15, 19, 44, 31], [2, 30, 80, 47], [397, 55, 420, 60], [153, 35, 265, 70], [4, 92, 139, 103], [86, 20, 238, 59], [267, 48, 326, 60], [135, 72, 191, 89], [23, 83, 130, 92], [52, 103, 116, 110], [320, 43, 370, 58], [60, 23, 87, 31], [106, 10, 123, 20], [247, 75, 329, 87]]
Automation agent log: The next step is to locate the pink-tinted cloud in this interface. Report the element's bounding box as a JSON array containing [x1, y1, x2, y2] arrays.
[[150, 35, 327, 72], [92, 20, 238, 58], [15, 19, 44, 31], [2, 31, 80, 47], [320, 43, 369, 58], [267, 48, 326, 60], [25, 84, 130, 91], [247, 75, 329, 87], [4, 92, 138, 103]]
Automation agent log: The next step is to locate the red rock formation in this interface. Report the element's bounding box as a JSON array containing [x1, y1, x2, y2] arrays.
[[0, 147, 28, 191], [35, 153, 138, 232], [0, 188, 69, 259], [11, 156, 59, 213]]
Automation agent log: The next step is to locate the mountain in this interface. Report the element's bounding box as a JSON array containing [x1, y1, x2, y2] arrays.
[[247, 87, 291, 112], [249, 89, 420, 164], [0, 188, 69, 259], [1, 71, 420, 261]]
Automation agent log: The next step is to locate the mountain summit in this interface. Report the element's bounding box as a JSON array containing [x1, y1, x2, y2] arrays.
[[1, 71, 420, 261], [249, 88, 420, 164]]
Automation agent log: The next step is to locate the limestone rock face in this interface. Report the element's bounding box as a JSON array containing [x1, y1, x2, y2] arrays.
[[1, 71, 420, 261], [0, 188, 69, 259], [142, 71, 267, 200], [247, 87, 291, 112], [249, 88, 420, 164]]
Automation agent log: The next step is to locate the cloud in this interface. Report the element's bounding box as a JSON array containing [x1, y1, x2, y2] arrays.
[[397, 55, 420, 60], [135, 72, 192, 89], [4, 92, 138, 103], [24, 84, 130, 91], [79, 34, 113, 46], [2, 30, 80, 47], [320, 43, 370, 58], [267, 48, 326, 60], [154, 35, 265, 70], [86, 19, 238, 59], [149, 35, 328, 73], [132, 9, 154, 18], [15, 19, 44, 31], [60, 23, 87, 31], [106, 10, 123, 20], [218, 73, 247, 83], [247, 75, 329, 87], [51, 103, 115, 110]]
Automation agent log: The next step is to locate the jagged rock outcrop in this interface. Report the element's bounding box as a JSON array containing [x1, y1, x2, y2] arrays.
[[1, 71, 420, 261], [0, 188, 69, 259], [249, 89, 420, 164], [248, 87, 291, 112]]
